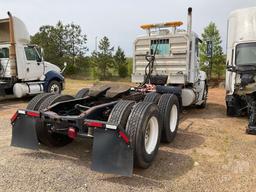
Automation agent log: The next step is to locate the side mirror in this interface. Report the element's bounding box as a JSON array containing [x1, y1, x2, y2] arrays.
[[40, 47, 44, 62], [61, 62, 67, 74], [226, 65, 236, 72], [36, 58, 42, 63]]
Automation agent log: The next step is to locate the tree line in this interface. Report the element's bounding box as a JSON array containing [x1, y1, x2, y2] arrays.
[[31, 21, 226, 81], [31, 21, 131, 80]]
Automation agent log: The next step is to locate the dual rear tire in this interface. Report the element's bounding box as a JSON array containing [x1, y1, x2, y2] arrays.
[[126, 102, 161, 168], [27, 93, 74, 147], [144, 93, 180, 143], [109, 93, 179, 169], [109, 101, 161, 168], [158, 94, 179, 143]]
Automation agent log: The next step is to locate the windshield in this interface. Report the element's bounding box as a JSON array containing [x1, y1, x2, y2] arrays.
[[0, 48, 9, 58], [235, 43, 256, 65]]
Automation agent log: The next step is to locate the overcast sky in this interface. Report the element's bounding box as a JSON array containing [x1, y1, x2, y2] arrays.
[[1, 0, 256, 56]]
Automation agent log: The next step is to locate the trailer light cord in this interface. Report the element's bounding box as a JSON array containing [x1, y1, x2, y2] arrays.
[[139, 41, 159, 87]]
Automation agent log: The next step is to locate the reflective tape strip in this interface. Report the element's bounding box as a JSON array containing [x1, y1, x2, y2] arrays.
[[18, 110, 26, 115], [106, 124, 117, 130]]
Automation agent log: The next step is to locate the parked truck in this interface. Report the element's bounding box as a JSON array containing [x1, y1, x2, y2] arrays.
[[10, 8, 208, 176], [132, 8, 208, 109], [225, 7, 256, 134], [0, 12, 65, 98]]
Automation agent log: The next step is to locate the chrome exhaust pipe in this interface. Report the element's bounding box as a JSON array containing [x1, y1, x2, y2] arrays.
[[187, 7, 192, 33]]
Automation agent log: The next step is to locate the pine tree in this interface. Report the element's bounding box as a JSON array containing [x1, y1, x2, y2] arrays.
[[114, 47, 128, 78], [199, 22, 226, 80], [91, 36, 114, 80]]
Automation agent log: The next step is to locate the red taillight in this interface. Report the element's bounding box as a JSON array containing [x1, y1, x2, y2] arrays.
[[86, 122, 103, 128], [119, 130, 129, 144], [27, 111, 40, 117], [68, 128, 77, 139], [11, 112, 18, 123]]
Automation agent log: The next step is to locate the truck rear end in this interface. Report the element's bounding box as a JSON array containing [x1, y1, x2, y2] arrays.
[[132, 8, 208, 108], [10, 7, 206, 177]]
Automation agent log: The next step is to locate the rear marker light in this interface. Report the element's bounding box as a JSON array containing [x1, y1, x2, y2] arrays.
[[11, 112, 18, 123], [68, 128, 77, 139], [86, 122, 103, 128], [27, 111, 40, 117], [119, 131, 129, 144]]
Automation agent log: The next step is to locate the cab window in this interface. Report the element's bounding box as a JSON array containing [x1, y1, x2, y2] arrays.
[[151, 39, 170, 56], [0, 48, 9, 58], [25, 47, 40, 61]]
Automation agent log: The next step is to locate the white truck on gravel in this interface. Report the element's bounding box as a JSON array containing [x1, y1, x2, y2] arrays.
[[11, 7, 208, 177], [0, 12, 65, 98], [225, 7, 256, 134]]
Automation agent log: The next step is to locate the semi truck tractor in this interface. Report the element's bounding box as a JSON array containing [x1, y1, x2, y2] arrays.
[[0, 12, 65, 98], [225, 7, 256, 134], [10, 8, 207, 176], [132, 8, 208, 108]]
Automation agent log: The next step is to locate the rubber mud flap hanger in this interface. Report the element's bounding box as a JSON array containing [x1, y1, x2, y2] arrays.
[[91, 128, 133, 177]]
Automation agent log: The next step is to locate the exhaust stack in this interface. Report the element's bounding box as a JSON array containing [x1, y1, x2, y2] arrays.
[[7, 11, 17, 77], [187, 7, 192, 33]]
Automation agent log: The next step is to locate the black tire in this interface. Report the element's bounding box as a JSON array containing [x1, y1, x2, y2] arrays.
[[196, 80, 208, 109], [75, 88, 89, 99], [36, 94, 75, 147], [126, 102, 161, 168], [38, 94, 74, 111], [47, 80, 62, 94], [158, 94, 179, 143], [26, 93, 54, 111], [226, 104, 237, 116], [143, 92, 161, 104], [108, 100, 135, 129]]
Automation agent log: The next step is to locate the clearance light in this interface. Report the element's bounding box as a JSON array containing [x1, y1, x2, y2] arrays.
[[27, 111, 40, 117], [86, 122, 104, 128], [11, 112, 18, 123], [141, 21, 183, 30]]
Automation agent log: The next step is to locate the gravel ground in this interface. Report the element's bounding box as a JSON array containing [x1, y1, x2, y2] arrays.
[[0, 87, 256, 192]]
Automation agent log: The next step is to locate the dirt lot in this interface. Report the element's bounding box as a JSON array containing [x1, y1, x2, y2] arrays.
[[0, 80, 256, 192]]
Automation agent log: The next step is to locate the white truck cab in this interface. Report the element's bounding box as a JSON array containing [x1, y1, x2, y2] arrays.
[[132, 8, 208, 108], [225, 7, 256, 134], [0, 12, 65, 98]]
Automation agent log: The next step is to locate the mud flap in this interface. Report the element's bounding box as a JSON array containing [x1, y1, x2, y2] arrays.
[[91, 128, 133, 176], [11, 114, 39, 150]]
